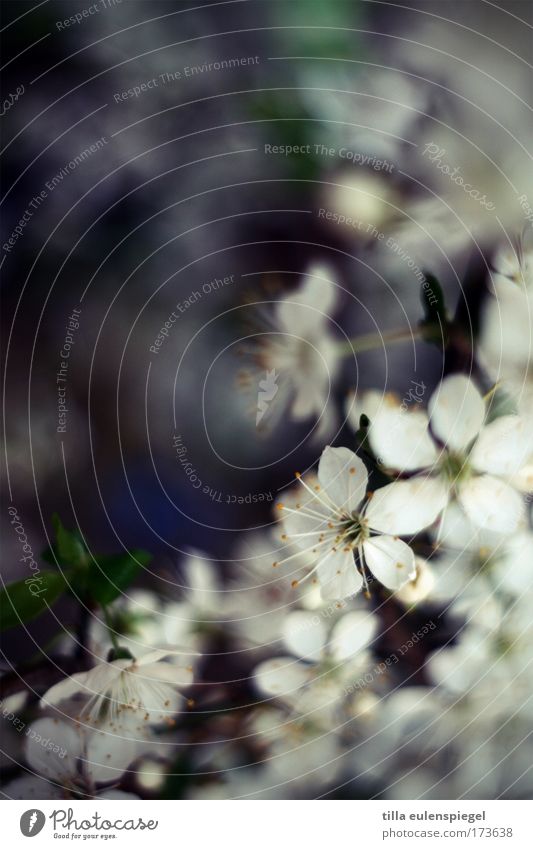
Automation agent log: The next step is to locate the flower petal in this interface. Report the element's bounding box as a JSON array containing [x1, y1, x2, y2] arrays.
[[181, 551, 220, 614], [24, 719, 81, 783], [428, 374, 485, 452], [470, 415, 532, 477], [317, 446, 368, 512], [85, 727, 139, 785], [317, 547, 363, 600], [277, 264, 338, 332], [282, 611, 328, 661], [345, 388, 399, 434], [366, 477, 448, 535], [369, 406, 438, 472], [253, 657, 310, 699], [329, 611, 377, 661], [40, 670, 94, 708], [493, 532, 533, 595], [431, 500, 504, 552], [459, 475, 525, 533], [363, 536, 416, 590], [137, 661, 193, 689]]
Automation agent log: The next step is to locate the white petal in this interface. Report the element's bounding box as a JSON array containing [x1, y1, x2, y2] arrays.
[[277, 264, 337, 332], [181, 552, 219, 614], [282, 611, 328, 661], [427, 633, 488, 693], [363, 536, 416, 590], [428, 375, 485, 452], [85, 727, 139, 785], [317, 547, 363, 600], [395, 557, 435, 606], [492, 243, 522, 280], [493, 532, 533, 595], [459, 475, 525, 533], [470, 416, 533, 477], [369, 406, 438, 472], [366, 477, 449, 535], [41, 669, 95, 708], [253, 657, 310, 699], [303, 263, 339, 315], [138, 647, 199, 664], [511, 460, 533, 493], [137, 661, 193, 688], [317, 446, 368, 512], [329, 611, 377, 661], [345, 389, 391, 433], [431, 500, 503, 551], [25, 719, 81, 782]]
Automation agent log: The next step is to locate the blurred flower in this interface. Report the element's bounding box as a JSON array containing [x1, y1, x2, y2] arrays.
[[239, 263, 341, 438], [395, 557, 435, 607], [41, 650, 196, 726], [480, 238, 533, 422], [430, 502, 533, 602], [322, 170, 401, 236], [254, 608, 377, 722], [3, 718, 139, 800]]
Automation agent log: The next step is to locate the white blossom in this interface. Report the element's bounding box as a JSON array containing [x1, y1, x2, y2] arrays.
[[239, 263, 341, 437], [3, 718, 139, 800], [41, 650, 196, 726], [354, 375, 531, 533], [276, 445, 445, 599], [254, 608, 377, 722]]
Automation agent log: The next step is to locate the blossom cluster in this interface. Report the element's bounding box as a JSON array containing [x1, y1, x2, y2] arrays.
[[3, 242, 532, 801]]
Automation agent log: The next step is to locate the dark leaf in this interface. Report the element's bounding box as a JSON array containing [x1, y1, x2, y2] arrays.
[[0, 572, 69, 632], [52, 514, 88, 569], [87, 550, 152, 605]]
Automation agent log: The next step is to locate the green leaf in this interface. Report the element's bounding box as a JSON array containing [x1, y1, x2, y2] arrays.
[[0, 572, 68, 632], [107, 647, 135, 661], [52, 514, 88, 569], [419, 272, 449, 346], [87, 550, 152, 605]]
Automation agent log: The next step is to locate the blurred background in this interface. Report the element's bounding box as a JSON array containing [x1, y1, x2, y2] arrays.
[[1, 0, 532, 799]]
